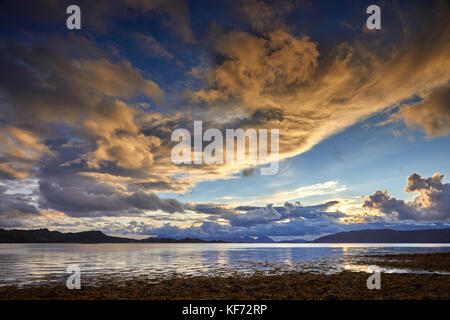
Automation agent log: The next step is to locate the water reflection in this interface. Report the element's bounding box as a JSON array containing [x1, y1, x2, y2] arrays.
[[0, 243, 449, 286]]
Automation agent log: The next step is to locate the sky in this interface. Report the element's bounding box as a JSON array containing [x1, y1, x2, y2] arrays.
[[0, 0, 449, 240]]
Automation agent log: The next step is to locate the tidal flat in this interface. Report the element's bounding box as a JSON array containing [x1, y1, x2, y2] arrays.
[[0, 252, 448, 300]]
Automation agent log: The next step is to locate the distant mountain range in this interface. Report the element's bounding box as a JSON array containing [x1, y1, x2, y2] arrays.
[[206, 235, 276, 243], [313, 228, 450, 243], [0, 228, 449, 243]]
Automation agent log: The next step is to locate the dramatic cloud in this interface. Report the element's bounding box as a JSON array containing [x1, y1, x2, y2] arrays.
[[33, 143, 185, 217], [0, 41, 162, 177], [188, 1, 450, 161], [363, 173, 450, 221], [0, 37, 186, 217], [101, 172, 450, 239], [118, 201, 349, 239], [0, 1, 449, 235], [389, 83, 450, 137]]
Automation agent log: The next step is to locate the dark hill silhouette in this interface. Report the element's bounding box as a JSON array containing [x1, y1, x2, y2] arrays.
[[313, 228, 450, 243], [0, 229, 226, 243], [0, 228, 135, 243]]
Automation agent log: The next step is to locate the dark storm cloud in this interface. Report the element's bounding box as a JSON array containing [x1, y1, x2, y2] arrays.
[[0, 185, 40, 219], [41, 186, 183, 217], [38, 175, 184, 217], [36, 156, 184, 217]]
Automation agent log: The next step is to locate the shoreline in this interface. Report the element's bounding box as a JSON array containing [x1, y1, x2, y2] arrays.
[[0, 252, 449, 300]]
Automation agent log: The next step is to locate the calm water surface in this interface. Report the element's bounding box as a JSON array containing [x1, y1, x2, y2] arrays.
[[0, 243, 449, 285]]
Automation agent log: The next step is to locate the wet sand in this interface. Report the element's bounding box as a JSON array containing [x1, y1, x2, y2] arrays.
[[1, 252, 449, 300]]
